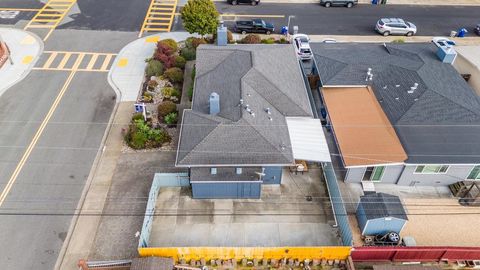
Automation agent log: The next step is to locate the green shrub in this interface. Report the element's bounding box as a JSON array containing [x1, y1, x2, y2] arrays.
[[181, 47, 196, 61], [191, 65, 196, 80], [164, 112, 178, 125], [261, 38, 275, 44], [164, 67, 184, 83], [242, 34, 261, 44], [185, 37, 195, 49], [158, 101, 177, 117], [125, 119, 171, 149], [142, 92, 153, 103], [278, 37, 288, 44], [132, 112, 144, 121], [188, 84, 194, 101], [147, 80, 158, 90], [159, 38, 178, 51], [162, 87, 180, 98], [174, 55, 186, 69], [146, 60, 164, 77]]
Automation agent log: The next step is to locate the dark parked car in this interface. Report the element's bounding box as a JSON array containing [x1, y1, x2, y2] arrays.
[[320, 0, 358, 8], [234, 19, 274, 35], [228, 0, 260, 5], [475, 24, 480, 35]]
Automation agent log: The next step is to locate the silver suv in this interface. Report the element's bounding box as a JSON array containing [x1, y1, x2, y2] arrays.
[[375, 18, 417, 36]]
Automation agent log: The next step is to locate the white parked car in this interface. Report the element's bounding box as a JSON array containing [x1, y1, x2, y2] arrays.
[[291, 34, 313, 61], [375, 18, 417, 36]]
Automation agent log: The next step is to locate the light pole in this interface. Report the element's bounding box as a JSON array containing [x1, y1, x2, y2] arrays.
[[287, 15, 295, 36]]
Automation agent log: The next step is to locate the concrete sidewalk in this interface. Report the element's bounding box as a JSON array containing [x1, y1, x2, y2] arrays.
[[306, 35, 480, 44], [109, 31, 197, 102], [0, 27, 43, 97]]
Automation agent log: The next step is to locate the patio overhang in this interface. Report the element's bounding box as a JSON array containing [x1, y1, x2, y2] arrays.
[[286, 117, 331, 162]]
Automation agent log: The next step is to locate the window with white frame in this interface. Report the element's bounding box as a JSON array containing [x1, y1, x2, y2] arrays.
[[210, 168, 217, 175], [467, 165, 480, 180], [414, 165, 449, 174], [236, 168, 242, 175]]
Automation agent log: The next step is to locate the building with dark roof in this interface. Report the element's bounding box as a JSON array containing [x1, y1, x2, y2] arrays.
[[356, 193, 407, 235], [312, 43, 480, 187], [176, 44, 331, 199]]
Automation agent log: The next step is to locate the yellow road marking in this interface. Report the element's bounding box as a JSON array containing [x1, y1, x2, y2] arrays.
[[145, 36, 160, 43], [85, 54, 99, 70], [24, 0, 77, 41], [139, 0, 178, 37], [57, 52, 72, 69], [100, 54, 113, 71], [0, 8, 40, 11], [22, 55, 33, 64], [117, 58, 128, 67], [0, 70, 77, 207], [43, 52, 58, 68]]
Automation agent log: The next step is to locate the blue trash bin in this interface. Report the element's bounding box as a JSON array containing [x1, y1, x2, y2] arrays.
[[457, 28, 468, 37], [372, 0, 378, 4], [281, 26, 288, 35]]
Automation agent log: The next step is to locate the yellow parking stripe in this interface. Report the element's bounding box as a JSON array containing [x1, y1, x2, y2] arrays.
[[139, 0, 178, 37], [43, 52, 58, 68]]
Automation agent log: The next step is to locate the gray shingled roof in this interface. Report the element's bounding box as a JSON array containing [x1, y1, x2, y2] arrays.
[[312, 43, 480, 164], [176, 44, 313, 166], [359, 192, 407, 221]]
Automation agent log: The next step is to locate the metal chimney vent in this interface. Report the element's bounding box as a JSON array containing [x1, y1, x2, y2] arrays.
[[209, 92, 220, 115]]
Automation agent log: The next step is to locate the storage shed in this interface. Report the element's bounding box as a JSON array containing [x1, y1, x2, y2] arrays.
[[356, 192, 407, 236]]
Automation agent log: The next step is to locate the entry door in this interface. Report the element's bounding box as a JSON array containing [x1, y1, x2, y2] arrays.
[[363, 166, 385, 182]]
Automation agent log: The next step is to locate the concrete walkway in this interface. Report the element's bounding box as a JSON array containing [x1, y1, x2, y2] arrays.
[[108, 31, 197, 102], [306, 35, 480, 44], [0, 27, 43, 97]]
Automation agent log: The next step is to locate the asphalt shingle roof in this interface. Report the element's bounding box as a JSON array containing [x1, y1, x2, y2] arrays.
[[359, 192, 407, 221], [312, 43, 480, 164], [177, 44, 313, 166]]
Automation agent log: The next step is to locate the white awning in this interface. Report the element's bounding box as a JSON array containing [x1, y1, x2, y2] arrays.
[[286, 117, 331, 162]]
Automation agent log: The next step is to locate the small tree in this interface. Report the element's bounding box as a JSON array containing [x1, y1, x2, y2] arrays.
[[181, 0, 219, 36]]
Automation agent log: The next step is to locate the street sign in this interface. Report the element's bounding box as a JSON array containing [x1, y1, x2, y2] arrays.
[[134, 103, 147, 121]]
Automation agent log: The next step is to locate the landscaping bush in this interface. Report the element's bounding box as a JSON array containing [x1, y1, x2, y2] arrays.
[[154, 42, 176, 68], [164, 112, 178, 125], [158, 101, 177, 117], [162, 87, 180, 99], [125, 119, 171, 149], [159, 38, 178, 51], [174, 55, 186, 69], [142, 92, 153, 103], [185, 37, 195, 49], [132, 112, 144, 121], [191, 37, 207, 49], [261, 38, 275, 44], [180, 47, 196, 61], [392, 38, 405, 43], [164, 67, 184, 83], [241, 34, 261, 44], [278, 37, 288, 44], [181, 0, 219, 36], [146, 60, 164, 77]]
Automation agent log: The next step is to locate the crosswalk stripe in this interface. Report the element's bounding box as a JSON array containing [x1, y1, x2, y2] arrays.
[[100, 54, 113, 71], [139, 0, 178, 37], [43, 52, 58, 69], [86, 54, 99, 70], [57, 53, 72, 69]]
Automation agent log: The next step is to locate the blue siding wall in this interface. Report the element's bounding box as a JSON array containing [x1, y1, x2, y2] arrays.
[[360, 217, 406, 235], [192, 182, 261, 199], [262, 166, 282, 184], [355, 204, 368, 234]]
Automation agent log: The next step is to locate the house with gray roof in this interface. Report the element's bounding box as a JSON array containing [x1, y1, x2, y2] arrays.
[[176, 44, 331, 199], [311, 42, 480, 187]]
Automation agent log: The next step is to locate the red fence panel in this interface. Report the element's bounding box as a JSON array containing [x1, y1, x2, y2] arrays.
[[352, 247, 480, 262]]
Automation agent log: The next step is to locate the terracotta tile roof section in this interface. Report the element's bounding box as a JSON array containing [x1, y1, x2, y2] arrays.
[[322, 86, 407, 167]]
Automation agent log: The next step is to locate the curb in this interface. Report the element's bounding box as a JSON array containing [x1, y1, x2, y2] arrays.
[[0, 29, 44, 97]]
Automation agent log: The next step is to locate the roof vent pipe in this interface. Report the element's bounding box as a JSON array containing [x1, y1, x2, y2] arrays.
[[209, 92, 220, 115]]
